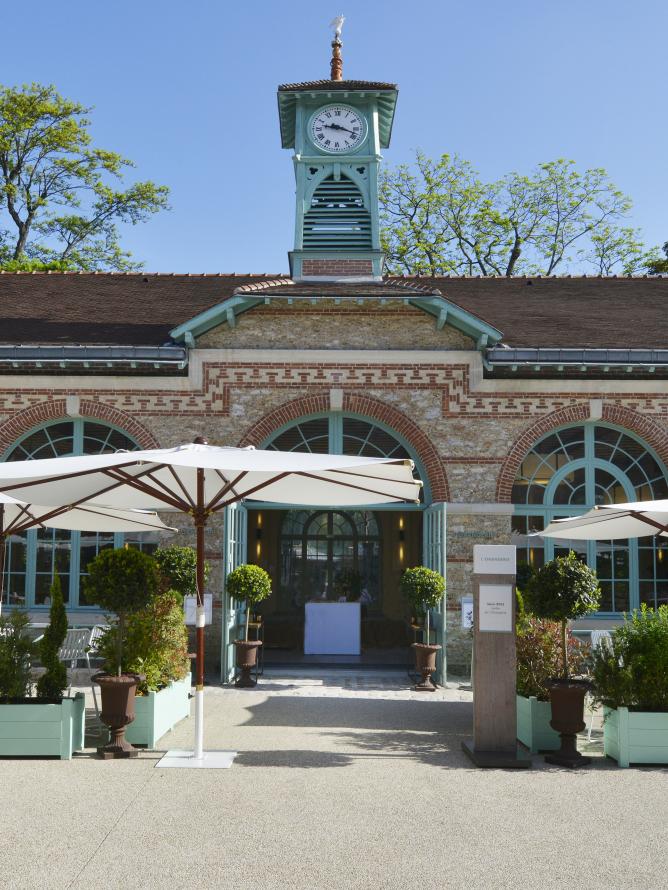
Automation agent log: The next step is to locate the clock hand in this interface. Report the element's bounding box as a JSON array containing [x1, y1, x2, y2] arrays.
[[324, 122, 357, 136]]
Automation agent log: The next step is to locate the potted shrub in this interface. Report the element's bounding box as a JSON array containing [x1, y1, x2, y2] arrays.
[[226, 564, 271, 687], [516, 613, 589, 753], [400, 566, 445, 692], [591, 604, 668, 767], [0, 577, 85, 760], [524, 552, 600, 767], [95, 588, 191, 748], [84, 547, 159, 758]]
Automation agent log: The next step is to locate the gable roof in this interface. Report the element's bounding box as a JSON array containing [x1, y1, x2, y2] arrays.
[[1, 272, 668, 349]]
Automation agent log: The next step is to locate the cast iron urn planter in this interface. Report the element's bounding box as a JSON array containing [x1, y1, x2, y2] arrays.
[[545, 678, 591, 768], [412, 642, 442, 692], [234, 640, 262, 688], [93, 672, 143, 759]]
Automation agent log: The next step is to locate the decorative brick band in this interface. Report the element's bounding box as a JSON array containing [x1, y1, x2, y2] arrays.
[[496, 402, 668, 502], [0, 399, 159, 456], [238, 392, 450, 502], [302, 259, 373, 276]]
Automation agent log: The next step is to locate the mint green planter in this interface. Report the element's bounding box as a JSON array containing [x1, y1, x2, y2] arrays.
[[0, 692, 85, 760], [516, 695, 561, 754], [125, 673, 191, 749], [603, 706, 668, 768]]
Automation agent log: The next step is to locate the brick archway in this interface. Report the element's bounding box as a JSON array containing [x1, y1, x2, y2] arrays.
[[496, 402, 668, 503], [0, 399, 159, 455], [239, 393, 450, 502]]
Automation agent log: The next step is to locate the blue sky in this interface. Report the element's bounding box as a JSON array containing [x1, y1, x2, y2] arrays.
[[2, 0, 666, 272]]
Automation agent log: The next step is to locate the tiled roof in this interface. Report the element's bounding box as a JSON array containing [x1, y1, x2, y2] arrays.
[[1, 271, 668, 348], [278, 79, 396, 92]]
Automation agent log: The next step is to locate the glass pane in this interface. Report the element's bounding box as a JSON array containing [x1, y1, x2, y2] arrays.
[[613, 582, 629, 612], [269, 419, 329, 453]]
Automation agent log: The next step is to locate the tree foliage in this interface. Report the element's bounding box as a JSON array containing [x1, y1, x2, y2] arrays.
[[226, 564, 272, 641], [84, 547, 160, 675], [96, 589, 190, 695], [0, 83, 169, 271], [591, 605, 668, 712], [516, 616, 589, 700], [154, 545, 210, 599], [0, 610, 34, 700], [647, 242, 668, 275], [524, 552, 600, 679], [380, 152, 658, 277], [36, 572, 68, 700]]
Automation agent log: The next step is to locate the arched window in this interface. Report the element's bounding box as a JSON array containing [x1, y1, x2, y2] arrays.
[[1, 419, 158, 610], [512, 423, 668, 614], [265, 413, 427, 501], [279, 509, 381, 612]]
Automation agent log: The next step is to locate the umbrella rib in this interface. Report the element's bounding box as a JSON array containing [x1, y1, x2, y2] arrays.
[[209, 472, 292, 511], [627, 511, 668, 535], [208, 471, 248, 511], [294, 471, 417, 502], [0, 458, 141, 497], [165, 465, 196, 509], [104, 467, 187, 511], [141, 467, 193, 509], [327, 467, 419, 488]]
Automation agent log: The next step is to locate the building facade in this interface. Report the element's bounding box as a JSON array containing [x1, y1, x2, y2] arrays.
[[2, 51, 668, 677]]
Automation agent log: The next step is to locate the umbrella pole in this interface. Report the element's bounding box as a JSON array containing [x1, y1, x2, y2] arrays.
[[194, 466, 206, 760]]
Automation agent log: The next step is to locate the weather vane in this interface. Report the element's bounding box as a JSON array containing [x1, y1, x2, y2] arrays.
[[329, 14, 345, 81]]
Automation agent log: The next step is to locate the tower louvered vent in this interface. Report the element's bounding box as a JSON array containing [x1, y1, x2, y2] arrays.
[[303, 175, 372, 249]]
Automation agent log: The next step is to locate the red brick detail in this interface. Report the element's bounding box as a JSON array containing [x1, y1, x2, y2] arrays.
[[301, 259, 373, 276], [496, 403, 668, 503], [78, 401, 159, 448], [239, 393, 450, 502], [0, 399, 159, 455]]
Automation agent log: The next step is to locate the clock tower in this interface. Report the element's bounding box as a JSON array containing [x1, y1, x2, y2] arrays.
[[277, 21, 398, 280]]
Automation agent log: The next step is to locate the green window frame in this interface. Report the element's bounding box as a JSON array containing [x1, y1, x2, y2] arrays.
[[262, 412, 429, 505], [1, 418, 159, 611], [512, 423, 668, 616]]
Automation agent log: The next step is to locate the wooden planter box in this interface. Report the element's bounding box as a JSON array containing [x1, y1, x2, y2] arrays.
[[0, 693, 85, 760], [516, 695, 561, 753], [125, 673, 191, 749], [603, 706, 668, 768]]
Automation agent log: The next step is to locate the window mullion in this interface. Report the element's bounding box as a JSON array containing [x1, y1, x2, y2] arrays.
[[329, 414, 343, 455], [70, 530, 81, 607], [26, 528, 37, 609]]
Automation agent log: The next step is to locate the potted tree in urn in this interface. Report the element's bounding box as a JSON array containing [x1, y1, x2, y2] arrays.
[[400, 566, 445, 692], [84, 547, 160, 758], [524, 551, 600, 767], [226, 564, 271, 687]]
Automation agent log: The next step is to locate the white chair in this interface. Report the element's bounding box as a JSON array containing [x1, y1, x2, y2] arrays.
[[587, 630, 613, 741]]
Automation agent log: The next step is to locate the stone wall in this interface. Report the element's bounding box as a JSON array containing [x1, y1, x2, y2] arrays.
[[4, 303, 668, 675]]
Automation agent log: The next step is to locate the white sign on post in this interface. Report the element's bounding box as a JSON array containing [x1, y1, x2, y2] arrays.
[[479, 583, 513, 633], [473, 544, 516, 575], [184, 594, 213, 626], [461, 596, 474, 629]]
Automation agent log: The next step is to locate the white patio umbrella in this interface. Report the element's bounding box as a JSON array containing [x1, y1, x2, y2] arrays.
[[0, 437, 422, 767], [0, 492, 175, 611], [539, 500, 668, 540]]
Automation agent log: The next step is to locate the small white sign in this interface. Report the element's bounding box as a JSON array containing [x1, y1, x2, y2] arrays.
[[473, 544, 516, 575], [479, 584, 513, 633], [184, 594, 213, 626], [461, 597, 474, 629]]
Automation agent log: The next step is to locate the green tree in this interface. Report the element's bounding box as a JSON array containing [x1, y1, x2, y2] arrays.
[[0, 83, 169, 270], [380, 152, 650, 277], [226, 564, 272, 641], [36, 572, 68, 700], [154, 546, 210, 599], [647, 242, 668, 274]]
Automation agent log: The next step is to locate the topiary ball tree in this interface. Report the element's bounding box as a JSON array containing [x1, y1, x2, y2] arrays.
[[226, 564, 272, 641], [84, 547, 160, 676], [36, 572, 68, 700], [154, 545, 210, 599], [400, 566, 446, 642], [524, 551, 600, 679]]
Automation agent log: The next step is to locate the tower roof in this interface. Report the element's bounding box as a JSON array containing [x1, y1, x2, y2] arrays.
[[277, 81, 398, 149]]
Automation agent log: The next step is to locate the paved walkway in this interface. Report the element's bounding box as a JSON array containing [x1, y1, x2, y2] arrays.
[[0, 672, 666, 889]]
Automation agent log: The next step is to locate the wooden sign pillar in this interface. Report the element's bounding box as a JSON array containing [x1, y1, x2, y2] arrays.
[[462, 545, 530, 769]]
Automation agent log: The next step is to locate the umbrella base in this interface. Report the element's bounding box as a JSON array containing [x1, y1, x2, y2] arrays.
[[156, 749, 237, 769]]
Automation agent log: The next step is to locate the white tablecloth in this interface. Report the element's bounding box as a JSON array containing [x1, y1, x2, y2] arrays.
[[304, 601, 361, 655]]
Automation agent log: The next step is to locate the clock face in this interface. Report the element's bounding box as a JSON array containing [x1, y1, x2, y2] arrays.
[[309, 105, 367, 153]]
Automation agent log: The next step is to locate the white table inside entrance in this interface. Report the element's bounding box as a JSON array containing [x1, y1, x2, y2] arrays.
[[304, 601, 361, 655]]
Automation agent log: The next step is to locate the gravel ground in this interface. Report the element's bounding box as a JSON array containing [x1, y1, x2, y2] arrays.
[[0, 671, 666, 890]]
